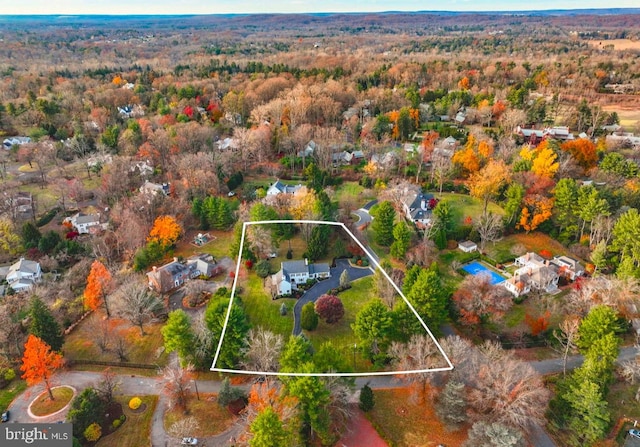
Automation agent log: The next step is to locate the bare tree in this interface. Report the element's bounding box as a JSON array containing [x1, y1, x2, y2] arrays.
[[94, 368, 120, 405], [473, 213, 504, 250], [160, 358, 194, 412], [552, 315, 581, 376], [167, 416, 200, 445], [241, 328, 284, 373], [388, 334, 448, 403], [112, 331, 129, 362], [112, 278, 164, 336], [86, 314, 112, 353]]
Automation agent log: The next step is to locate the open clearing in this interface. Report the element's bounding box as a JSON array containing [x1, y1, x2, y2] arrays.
[[586, 39, 640, 51]]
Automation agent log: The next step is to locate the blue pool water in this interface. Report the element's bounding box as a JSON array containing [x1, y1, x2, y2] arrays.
[[461, 261, 506, 285]]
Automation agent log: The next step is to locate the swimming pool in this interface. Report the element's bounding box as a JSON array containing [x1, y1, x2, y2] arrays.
[[461, 261, 506, 285]]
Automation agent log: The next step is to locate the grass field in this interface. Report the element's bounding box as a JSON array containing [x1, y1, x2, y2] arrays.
[[435, 192, 505, 226], [368, 388, 469, 446], [240, 274, 296, 336], [0, 380, 27, 413], [164, 393, 237, 437], [29, 386, 75, 416], [63, 312, 169, 368], [304, 276, 377, 372], [586, 38, 640, 51], [96, 395, 157, 447]]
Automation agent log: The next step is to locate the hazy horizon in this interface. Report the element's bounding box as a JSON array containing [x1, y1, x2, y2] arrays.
[[1, 0, 638, 15]]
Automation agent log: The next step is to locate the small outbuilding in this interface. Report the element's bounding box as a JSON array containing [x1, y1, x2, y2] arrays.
[[458, 241, 478, 253]]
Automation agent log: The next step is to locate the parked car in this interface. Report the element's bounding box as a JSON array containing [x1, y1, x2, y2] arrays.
[[1, 410, 9, 422], [181, 438, 198, 445], [630, 429, 640, 439]]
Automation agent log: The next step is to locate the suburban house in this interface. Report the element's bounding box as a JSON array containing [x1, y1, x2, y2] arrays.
[[402, 189, 436, 227], [266, 180, 304, 196], [550, 255, 585, 281], [298, 140, 316, 158], [270, 259, 331, 297], [2, 136, 31, 150], [217, 137, 237, 151], [458, 241, 478, 253], [504, 252, 560, 297], [65, 212, 104, 235], [140, 181, 170, 196], [515, 126, 577, 146], [3, 191, 33, 219], [606, 132, 640, 150], [0, 258, 42, 292], [147, 254, 222, 294]]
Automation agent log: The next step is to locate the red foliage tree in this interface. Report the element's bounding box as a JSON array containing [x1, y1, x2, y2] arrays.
[[452, 275, 513, 329], [314, 294, 344, 324]]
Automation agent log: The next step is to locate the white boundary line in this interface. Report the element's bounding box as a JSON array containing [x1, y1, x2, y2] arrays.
[[211, 219, 454, 376]]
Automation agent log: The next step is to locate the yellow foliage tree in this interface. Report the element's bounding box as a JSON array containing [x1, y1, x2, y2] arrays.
[[0, 218, 21, 255], [148, 215, 182, 247], [468, 159, 511, 215], [531, 143, 559, 178], [477, 140, 494, 159], [289, 187, 318, 220], [452, 146, 480, 176]]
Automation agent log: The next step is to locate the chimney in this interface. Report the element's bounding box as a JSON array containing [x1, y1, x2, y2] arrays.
[[174, 257, 179, 263], [152, 266, 157, 272], [305, 258, 308, 265]]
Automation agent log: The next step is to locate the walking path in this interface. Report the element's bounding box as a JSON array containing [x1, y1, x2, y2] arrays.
[[292, 259, 373, 335]]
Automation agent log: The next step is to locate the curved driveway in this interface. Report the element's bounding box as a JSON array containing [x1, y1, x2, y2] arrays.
[[292, 259, 373, 335]]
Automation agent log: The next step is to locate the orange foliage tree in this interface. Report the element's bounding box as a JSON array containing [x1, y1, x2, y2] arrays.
[[20, 335, 63, 401], [561, 139, 598, 172], [148, 215, 182, 247], [84, 260, 113, 317], [517, 195, 554, 233], [452, 146, 480, 176], [525, 311, 551, 336]]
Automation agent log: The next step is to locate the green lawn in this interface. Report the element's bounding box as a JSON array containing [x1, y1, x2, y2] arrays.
[[97, 395, 158, 447], [241, 274, 296, 337], [435, 192, 505, 226], [0, 380, 27, 412], [485, 232, 572, 264], [304, 276, 377, 372]]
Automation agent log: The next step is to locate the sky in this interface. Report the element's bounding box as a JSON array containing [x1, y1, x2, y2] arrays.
[[0, 0, 638, 15]]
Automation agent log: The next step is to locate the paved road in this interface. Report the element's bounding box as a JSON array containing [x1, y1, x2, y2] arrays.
[[292, 259, 373, 335]]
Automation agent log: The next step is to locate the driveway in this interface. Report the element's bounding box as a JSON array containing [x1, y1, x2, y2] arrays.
[[292, 259, 373, 335]]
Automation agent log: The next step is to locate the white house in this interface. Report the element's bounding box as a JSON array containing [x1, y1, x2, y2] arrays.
[[550, 256, 584, 281], [3, 258, 42, 292], [504, 252, 560, 297], [270, 259, 331, 296], [458, 241, 478, 253], [402, 189, 436, 227], [140, 181, 170, 196], [266, 180, 303, 196], [66, 212, 103, 234], [2, 136, 31, 150]]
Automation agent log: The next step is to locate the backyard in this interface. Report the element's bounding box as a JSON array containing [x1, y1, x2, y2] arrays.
[[96, 395, 158, 447]]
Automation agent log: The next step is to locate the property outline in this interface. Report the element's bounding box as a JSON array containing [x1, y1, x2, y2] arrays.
[[211, 219, 454, 377]]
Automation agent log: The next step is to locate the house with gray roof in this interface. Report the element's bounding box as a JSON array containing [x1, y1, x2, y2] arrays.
[[2, 258, 41, 292], [270, 259, 331, 296], [147, 254, 222, 294], [402, 189, 436, 227], [266, 180, 303, 196]]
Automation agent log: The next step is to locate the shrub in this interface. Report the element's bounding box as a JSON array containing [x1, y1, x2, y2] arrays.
[[3, 368, 15, 381], [112, 419, 122, 429], [36, 207, 60, 227], [128, 397, 142, 410], [279, 302, 287, 316], [83, 423, 102, 442], [301, 302, 318, 331], [359, 384, 375, 412]]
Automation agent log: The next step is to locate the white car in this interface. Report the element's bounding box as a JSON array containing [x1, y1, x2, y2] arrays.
[[181, 438, 198, 445]]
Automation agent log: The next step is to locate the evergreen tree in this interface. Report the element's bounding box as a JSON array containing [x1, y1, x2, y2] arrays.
[[553, 178, 579, 238], [339, 269, 350, 288], [161, 310, 195, 366], [371, 201, 396, 246], [402, 264, 422, 296], [390, 221, 412, 259], [250, 407, 290, 447], [565, 380, 610, 445], [28, 296, 63, 352], [576, 305, 621, 353], [306, 226, 329, 262], [406, 267, 447, 333], [436, 379, 467, 428], [301, 302, 318, 331], [504, 183, 525, 229], [432, 200, 453, 237], [352, 299, 393, 357], [21, 222, 41, 249], [359, 383, 375, 412], [205, 297, 250, 369], [279, 335, 313, 373]]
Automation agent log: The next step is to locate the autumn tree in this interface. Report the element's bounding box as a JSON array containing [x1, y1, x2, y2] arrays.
[[517, 195, 554, 233], [112, 280, 164, 336], [148, 215, 182, 247], [561, 139, 598, 173], [452, 275, 513, 329], [84, 260, 113, 317], [0, 217, 21, 255], [530, 140, 559, 179], [160, 358, 193, 412], [415, 130, 439, 182], [468, 159, 511, 216], [315, 294, 345, 324], [20, 335, 63, 401]]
